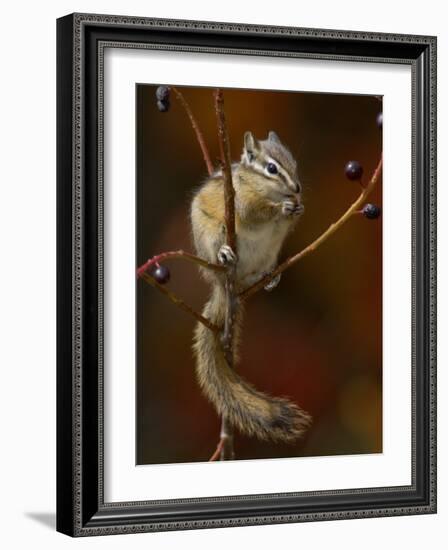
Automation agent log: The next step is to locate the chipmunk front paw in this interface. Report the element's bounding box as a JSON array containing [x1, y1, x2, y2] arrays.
[[264, 273, 281, 292], [282, 199, 304, 217], [217, 244, 237, 266]]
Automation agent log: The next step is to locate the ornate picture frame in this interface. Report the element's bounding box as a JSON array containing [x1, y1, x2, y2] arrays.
[[57, 13, 436, 536]]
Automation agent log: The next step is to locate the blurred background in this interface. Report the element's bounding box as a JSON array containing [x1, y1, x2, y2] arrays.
[[136, 84, 382, 465]]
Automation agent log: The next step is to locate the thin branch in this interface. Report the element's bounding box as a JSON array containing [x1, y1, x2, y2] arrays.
[[209, 420, 235, 462], [214, 89, 236, 252], [214, 88, 237, 461], [219, 418, 235, 460], [209, 438, 224, 461], [137, 250, 225, 279], [214, 88, 237, 358], [140, 272, 220, 334], [239, 156, 383, 301], [172, 86, 214, 176]]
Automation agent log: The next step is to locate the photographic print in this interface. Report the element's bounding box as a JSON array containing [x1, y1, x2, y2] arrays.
[[136, 84, 383, 465]]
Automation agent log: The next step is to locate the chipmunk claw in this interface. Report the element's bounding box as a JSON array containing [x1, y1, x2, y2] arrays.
[[264, 273, 281, 291], [217, 244, 237, 266], [282, 200, 304, 217]]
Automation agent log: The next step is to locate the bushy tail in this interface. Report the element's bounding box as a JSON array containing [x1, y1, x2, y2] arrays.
[[193, 286, 311, 442]]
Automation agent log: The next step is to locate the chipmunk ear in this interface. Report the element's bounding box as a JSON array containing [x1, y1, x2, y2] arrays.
[[268, 131, 281, 144], [244, 131, 260, 158]]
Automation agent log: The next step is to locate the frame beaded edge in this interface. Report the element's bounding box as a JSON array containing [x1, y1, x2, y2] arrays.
[[69, 13, 437, 536]]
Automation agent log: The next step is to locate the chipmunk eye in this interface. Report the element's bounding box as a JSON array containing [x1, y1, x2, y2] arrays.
[[266, 162, 278, 175]]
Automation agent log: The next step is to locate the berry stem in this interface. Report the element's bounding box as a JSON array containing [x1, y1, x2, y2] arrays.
[[172, 87, 214, 176], [239, 156, 383, 301], [140, 272, 220, 334], [137, 250, 225, 278]]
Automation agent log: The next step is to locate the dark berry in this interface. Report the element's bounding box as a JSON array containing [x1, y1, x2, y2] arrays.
[[376, 112, 383, 129], [345, 160, 364, 181], [152, 264, 171, 284], [362, 203, 381, 219], [157, 99, 170, 113], [156, 86, 170, 102]]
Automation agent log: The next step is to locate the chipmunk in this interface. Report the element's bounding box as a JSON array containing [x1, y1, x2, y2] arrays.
[[191, 131, 312, 443]]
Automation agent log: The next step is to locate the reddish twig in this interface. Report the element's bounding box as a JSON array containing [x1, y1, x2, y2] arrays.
[[208, 425, 235, 462], [219, 418, 235, 460], [214, 89, 236, 253], [214, 88, 237, 360], [140, 272, 219, 333], [209, 438, 225, 461], [172, 86, 214, 176], [239, 156, 383, 301], [214, 88, 237, 461], [137, 250, 225, 279]]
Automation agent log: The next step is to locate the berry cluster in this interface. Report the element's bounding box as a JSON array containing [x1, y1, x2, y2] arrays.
[[342, 108, 383, 220], [156, 86, 171, 112], [344, 159, 382, 220]]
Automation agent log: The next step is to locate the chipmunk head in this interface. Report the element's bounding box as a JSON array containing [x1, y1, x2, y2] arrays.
[[241, 131, 301, 199]]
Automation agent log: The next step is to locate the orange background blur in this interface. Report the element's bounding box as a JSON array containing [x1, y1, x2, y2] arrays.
[[136, 85, 383, 464]]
